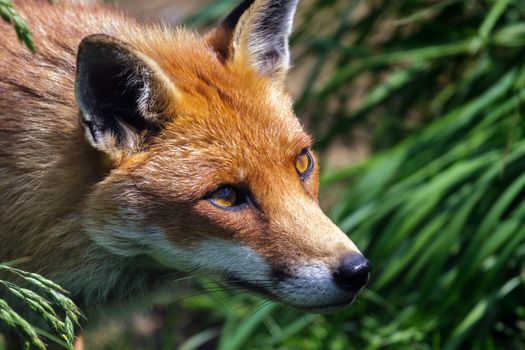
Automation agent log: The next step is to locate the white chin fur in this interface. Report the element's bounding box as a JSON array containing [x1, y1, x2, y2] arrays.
[[272, 263, 357, 309], [185, 243, 357, 310], [89, 222, 272, 279], [89, 223, 355, 309]]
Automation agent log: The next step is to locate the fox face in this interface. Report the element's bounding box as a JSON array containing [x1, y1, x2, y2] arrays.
[[77, 0, 370, 311]]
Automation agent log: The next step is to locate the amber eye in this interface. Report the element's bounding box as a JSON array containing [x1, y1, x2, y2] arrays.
[[296, 149, 313, 179], [209, 186, 239, 208]]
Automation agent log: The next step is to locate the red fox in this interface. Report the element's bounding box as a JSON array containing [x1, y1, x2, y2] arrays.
[[0, 0, 370, 336]]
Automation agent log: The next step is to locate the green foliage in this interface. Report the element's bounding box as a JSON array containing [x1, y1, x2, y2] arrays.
[[0, 263, 81, 350], [175, 0, 525, 349], [0, 0, 36, 52], [323, 68, 525, 350]]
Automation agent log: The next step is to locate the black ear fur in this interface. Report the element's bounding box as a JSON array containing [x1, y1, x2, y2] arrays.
[[75, 34, 165, 152], [222, 0, 256, 30]]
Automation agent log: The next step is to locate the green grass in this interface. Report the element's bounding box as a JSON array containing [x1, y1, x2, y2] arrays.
[[0, 0, 36, 52], [0, 263, 81, 350]]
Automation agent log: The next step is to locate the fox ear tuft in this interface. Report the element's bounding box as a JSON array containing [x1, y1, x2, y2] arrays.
[[75, 34, 173, 156], [206, 0, 299, 81]]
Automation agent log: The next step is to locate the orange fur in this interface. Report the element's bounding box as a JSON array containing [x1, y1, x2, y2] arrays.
[[0, 0, 367, 344]]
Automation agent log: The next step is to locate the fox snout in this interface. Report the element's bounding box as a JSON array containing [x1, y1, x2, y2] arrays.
[[197, 191, 371, 311], [269, 252, 371, 311], [257, 249, 371, 311]]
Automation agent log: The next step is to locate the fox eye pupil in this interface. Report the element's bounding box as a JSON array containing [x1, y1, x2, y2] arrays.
[[210, 186, 238, 208], [296, 150, 313, 178]]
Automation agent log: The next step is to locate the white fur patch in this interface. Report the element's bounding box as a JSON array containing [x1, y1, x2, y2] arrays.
[[87, 216, 270, 280], [85, 219, 359, 310], [275, 263, 356, 308]]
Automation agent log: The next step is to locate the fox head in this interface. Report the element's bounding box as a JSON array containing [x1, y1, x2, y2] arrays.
[[76, 0, 370, 311]]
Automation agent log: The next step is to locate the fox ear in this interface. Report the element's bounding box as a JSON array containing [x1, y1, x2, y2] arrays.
[[75, 34, 174, 156], [206, 0, 299, 81]]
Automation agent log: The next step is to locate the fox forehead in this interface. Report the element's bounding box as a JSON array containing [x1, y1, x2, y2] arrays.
[[123, 31, 311, 175]]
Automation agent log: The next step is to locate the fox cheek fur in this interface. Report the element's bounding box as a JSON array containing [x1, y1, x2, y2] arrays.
[[0, 0, 370, 316]]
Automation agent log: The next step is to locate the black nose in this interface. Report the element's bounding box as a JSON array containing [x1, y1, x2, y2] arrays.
[[333, 254, 371, 292]]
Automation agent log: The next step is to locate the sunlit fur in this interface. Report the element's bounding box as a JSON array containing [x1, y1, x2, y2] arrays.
[[0, 0, 362, 325]]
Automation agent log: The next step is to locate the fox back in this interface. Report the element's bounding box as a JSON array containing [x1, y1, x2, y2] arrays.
[[0, 0, 370, 321]]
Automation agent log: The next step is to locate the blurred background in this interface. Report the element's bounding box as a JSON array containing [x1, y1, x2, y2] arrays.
[[6, 0, 525, 349]]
